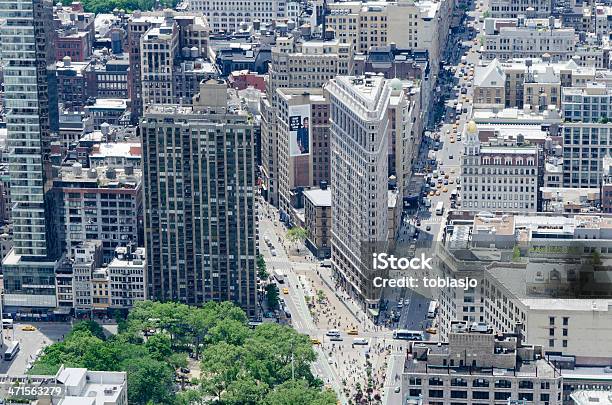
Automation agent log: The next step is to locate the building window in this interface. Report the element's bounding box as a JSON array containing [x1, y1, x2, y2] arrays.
[[429, 390, 443, 398], [549, 316, 555, 325], [451, 390, 468, 399], [549, 339, 555, 347]]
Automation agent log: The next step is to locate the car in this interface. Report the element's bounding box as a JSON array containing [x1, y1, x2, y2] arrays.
[[429, 190, 435, 196], [451, 168, 456, 174], [310, 338, 322, 345], [353, 338, 368, 345], [416, 219, 421, 226], [442, 187, 448, 193], [450, 137, 456, 143], [328, 357, 334, 364], [443, 179, 449, 185], [426, 225, 432, 231], [21, 325, 37, 332], [449, 155, 454, 160], [449, 179, 455, 184], [282, 288, 289, 294], [394, 386, 401, 393], [444, 173, 450, 179], [347, 329, 359, 335], [457, 135, 462, 141], [326, 329, 341, 337], [436, 183, 442, 189], [435, 190, 441, 196], [398, 298, 404, 305], [397, 302, 403, 309], [426, 327, 438, 334], [180, 367, 190, 374], [270, 249, 277, 256], [446, 129, 450, 134]]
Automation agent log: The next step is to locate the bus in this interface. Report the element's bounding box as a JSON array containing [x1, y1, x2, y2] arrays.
[[427, 301, 439, 319], [273, 269, 286, 284], [455, 103, 463, 115], [393, 330, 424, 341], [4, 341, 20, 361], [435, 201, 444, 215]]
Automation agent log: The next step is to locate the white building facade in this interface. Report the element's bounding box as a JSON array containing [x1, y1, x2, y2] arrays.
[[327, 75, 391, 311]]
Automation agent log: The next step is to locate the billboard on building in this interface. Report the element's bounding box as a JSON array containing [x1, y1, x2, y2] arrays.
[[288, 104, 311, 157]]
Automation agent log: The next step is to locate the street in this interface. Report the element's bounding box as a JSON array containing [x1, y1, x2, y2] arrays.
[[256, 1, 488, 404]]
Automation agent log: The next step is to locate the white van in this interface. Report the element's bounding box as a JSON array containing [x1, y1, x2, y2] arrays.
[[353, 338, 368, 345], [326, 329, 340, 337]]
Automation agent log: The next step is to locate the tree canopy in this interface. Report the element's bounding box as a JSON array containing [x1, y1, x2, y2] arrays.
[[60, 0, 179, 14], [286, 227, 308, 243], [30, 301, 335, 405]]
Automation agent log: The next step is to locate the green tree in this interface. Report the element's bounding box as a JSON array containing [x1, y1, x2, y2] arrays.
[[243, 324, 317, 387], [123, 357, 175, 405], [512, 246, 521, 261], [200, 342, 243, 400], [262, 380, 337, 405], [144, 332, 173, 361], [286, 227, 308, 244], [71, 320, 106, 340], [266, 284, 280, 309], [224, 377, 269, 405], [317, 290, 326, 303], [257, 253, 269, 279]]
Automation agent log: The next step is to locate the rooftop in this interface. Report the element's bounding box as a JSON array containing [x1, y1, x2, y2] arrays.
[[90, 142, 142, 159], [303, 188, 331, 207], [87, 98, 128, 110], [56, 164, 141, 189]]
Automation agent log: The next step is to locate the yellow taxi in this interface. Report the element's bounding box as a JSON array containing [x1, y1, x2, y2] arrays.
[[429, 190, 435, 197], [450, 137, 456, 143], [347, 329, 359, 336], [442, 187, 448, 193], [282, 287, 289, 294], [310, 338, 322, 345], [435, 190, 441, 196], [436, 183, 442, 189], [426, 327, 438, 334], [21, 325, 36, 332]]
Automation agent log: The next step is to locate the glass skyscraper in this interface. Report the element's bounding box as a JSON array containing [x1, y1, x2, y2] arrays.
[[0, 0, 61, 313]]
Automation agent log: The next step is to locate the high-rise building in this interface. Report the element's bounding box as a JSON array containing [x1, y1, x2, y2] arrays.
[[562, 84, 612, 188], [326, 74, 391, 312], [461, 121, 541, 213], [53, 163, 143, 263], [0, 0, 62, 313], [261, 35, 352, 206], [489, 0, 551, 18], [275, 88, 331, 217], [185, 0, 287, 33], [325, 0, 454, 75], [127, 10, 210, 121], [141, 80, 257, 316], [482, 17, 576, 63]]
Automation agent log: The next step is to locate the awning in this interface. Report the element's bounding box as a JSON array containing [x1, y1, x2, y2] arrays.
[[368, 308, 379, 317], [53, 307, 72, 315]]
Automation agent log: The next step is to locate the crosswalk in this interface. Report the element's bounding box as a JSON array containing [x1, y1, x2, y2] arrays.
[[422, 216, 445, 223]]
